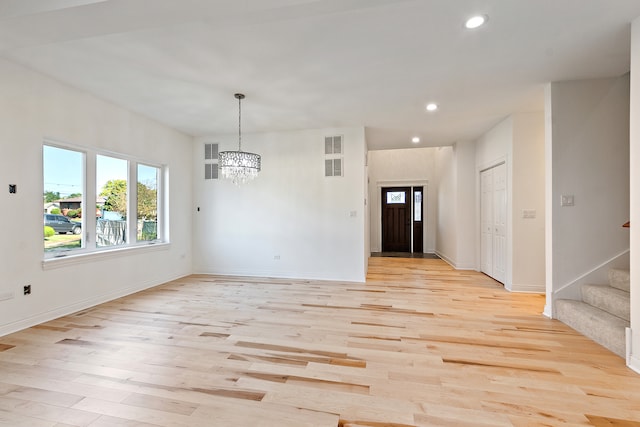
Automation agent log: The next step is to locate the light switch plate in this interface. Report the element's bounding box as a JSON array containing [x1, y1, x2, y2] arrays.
[[561, 195, 574, 207]]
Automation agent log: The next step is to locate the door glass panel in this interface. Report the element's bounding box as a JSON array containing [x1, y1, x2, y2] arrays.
[[414, 191, 422, 222], [386, 191, 405, 204]]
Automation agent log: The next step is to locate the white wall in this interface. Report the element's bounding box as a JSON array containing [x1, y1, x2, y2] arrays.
[[474, 113, 546, 292], [368, 147, 437, 253], [0, 58, 193, 335], [454, 141, 476, 268], [193, 127, 367, 282], [433, 142, 476, 269], [628, 17, 640, 372], [547, 76, 630, 309], [364, 152, 370, 277], [435, 146, 456, 263], [512, 112, 546, 292], [476, 117, 513, 170]]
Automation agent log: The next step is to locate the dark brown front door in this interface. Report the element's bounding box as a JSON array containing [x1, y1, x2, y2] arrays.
[[382, 187, 411, 252]]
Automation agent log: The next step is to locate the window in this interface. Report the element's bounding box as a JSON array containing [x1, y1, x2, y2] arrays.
[[137, 164, 159, 242], [414, 190, 422, 222], [43, 145, 84, 253], [386, 191, 405, 204], [43, 142, 166, 258], [97, 155, 128, 248]]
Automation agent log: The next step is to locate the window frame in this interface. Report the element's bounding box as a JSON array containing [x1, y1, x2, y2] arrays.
[[42, 140, 168, 265]]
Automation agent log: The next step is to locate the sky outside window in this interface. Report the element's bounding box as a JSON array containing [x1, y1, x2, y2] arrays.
[[43, 145, 83, 198]]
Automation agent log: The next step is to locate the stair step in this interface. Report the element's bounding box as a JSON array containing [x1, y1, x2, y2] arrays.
[[555, 299, 628, 358], [608, 269, 630, 292], [582, 284, 630, 321]]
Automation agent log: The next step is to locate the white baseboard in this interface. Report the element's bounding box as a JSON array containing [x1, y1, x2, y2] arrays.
[[0, 273, 188, 338], [454, 264, 477, 271], [434, 251, 475, 271], [628, 354, 640, 374], [435, 251, 455, 268], [543, 304, 553, 319], [194, 268, 366, 284], [511, 283, 545, 294], [625, 328, 640, 375]]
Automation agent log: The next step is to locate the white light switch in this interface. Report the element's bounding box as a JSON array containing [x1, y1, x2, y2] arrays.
[[561, 195, 574, 207]]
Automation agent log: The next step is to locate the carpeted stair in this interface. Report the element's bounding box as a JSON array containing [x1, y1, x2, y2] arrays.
[[555, 269, 630, 358]]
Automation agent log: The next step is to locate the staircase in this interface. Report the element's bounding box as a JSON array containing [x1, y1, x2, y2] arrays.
[[555, 269, 630, 358]]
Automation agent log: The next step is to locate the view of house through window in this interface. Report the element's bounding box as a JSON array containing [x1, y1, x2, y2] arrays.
[[43, 145, 84, 252], [137, 164, 159, 241], [43, 142, 165, 257]]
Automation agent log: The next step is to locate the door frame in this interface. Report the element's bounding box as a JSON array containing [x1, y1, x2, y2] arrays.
[[375, 179, 429, 253]]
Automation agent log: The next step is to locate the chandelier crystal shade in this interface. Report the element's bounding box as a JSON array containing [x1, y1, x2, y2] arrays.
[[218, 93, 261, 185]]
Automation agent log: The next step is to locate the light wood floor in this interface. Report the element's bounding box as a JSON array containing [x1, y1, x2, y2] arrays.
[[1, 257, 640, 427]]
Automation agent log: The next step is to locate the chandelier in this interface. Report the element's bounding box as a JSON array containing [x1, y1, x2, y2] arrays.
[[219, 93, 261, 185]]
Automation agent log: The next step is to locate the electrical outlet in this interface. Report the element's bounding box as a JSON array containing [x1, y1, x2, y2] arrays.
[[23, 285, 31, 295]]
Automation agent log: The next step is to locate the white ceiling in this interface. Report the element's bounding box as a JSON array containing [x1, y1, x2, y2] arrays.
[[1, 0, 640, 150]]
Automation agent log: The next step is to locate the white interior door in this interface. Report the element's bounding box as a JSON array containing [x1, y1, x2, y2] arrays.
[[492, 163, 507, 283], [480, 169, 493, 275], [480, 163, 507, 284]]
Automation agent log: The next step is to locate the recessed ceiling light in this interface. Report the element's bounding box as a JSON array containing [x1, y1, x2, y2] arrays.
[[426, 103, 438, 112], [412, 137, 420, 143], [465, 15, 487, 29]]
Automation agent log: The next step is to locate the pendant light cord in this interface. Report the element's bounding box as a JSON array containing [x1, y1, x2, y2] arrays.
[[237, 94, 242, 152]]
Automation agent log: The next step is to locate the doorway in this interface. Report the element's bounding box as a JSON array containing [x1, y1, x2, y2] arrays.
[[381, 186, 424, 253]]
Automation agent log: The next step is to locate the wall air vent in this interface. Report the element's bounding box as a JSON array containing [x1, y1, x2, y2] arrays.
[[324, 135, 343, 177], [325, 135, 342, 154], [204, 143, 219, 180], [205, 163, 218, 180], [205, 142, 218, 160]]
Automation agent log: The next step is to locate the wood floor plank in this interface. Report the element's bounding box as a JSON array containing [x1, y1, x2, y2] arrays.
[[0, 396, 101, 426], [0, 257, 639, 426], [0, 410, 57, 427]]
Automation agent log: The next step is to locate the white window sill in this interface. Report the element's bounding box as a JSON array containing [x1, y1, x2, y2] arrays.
[[42, 242, 170, 270]]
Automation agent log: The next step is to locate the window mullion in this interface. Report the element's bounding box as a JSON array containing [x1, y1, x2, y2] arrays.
[[85, 151, 97, 249], [128, 160, 137, 244], [159, 166, 167, 242]]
